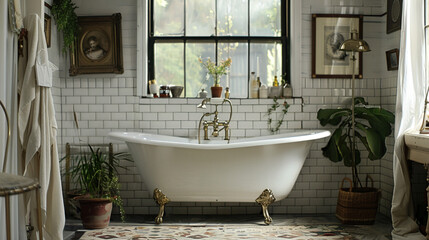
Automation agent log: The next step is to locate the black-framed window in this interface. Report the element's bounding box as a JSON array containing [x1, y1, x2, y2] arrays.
[[148, 0, 289, 98]]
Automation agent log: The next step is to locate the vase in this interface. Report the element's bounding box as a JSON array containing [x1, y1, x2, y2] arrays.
[[170, 86, 183, 98], [198, 88, 208, 98], [211, 86, 223, 98]]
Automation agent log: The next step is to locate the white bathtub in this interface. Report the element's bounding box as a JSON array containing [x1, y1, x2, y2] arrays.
[[109, 130, 330, 223]]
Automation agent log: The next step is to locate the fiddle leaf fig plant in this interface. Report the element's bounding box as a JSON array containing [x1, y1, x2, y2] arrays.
[[317, 97, 395, 188]]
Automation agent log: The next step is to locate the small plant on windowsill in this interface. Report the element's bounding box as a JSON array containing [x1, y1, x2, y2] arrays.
[[267, 97, 290, 133], [199, 57, 232, 86], [199, 57, 231, 98]]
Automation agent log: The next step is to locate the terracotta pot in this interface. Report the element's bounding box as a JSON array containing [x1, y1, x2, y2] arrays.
[[211, 86, 223, 98], [78, 198, 112, 229]]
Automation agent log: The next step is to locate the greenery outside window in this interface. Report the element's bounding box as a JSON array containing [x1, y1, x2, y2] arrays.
[[148, 0, 289, 98]]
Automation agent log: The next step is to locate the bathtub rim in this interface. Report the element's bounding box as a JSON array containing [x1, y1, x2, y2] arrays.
[[109, 130, 330, 150]]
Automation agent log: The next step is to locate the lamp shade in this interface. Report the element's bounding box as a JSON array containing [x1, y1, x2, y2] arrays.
[[339, 31, 371, 52]]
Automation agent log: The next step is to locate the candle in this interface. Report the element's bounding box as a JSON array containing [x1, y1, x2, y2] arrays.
[[274, 43, 277, 76], [227, 43, 230, 88], [257, 56, 260, 77]]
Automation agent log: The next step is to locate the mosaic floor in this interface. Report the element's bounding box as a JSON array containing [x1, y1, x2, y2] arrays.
[[66, 214, 393, 240], [79, 225, 356, 239]]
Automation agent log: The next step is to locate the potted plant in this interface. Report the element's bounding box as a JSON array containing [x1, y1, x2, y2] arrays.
[[66, 145, 132, 229], [51, 0, 79, 54], [317, 97, 394, 224], [199, 57, 232, 98]]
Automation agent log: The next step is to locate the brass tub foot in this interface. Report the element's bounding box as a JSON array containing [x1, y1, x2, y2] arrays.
[[255, 189, 276, 225], [153, 188, 170, 224]]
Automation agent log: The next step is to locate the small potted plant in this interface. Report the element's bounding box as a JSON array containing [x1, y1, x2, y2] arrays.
[[199, 57, 232, 98], [317, 97, 394, 224], [66, 145, 132, 229]]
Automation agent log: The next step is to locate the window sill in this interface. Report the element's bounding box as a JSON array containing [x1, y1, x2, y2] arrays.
[[139, 97, 303, 105]]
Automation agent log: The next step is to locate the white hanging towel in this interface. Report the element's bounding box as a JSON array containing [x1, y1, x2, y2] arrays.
[[18, 14, 65, 240], [35, 48, 58, 87]]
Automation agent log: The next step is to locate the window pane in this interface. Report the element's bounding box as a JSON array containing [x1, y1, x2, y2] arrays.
[[250, 0, 281, 36], [155, 42, 184, 88], [250, 42, 282, 87], [218, 42, 248, 98], [149, 0, 287, 98], [185, 42, 215, 97], [217, 0, 248, 36], [154, 0, 184, 36], [186, 0, 215, 36]]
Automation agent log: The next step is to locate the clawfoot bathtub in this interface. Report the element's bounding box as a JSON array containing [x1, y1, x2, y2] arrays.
[[109, 130, 330, 224]]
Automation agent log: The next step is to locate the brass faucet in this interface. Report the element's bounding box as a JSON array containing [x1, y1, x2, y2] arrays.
[[197, 98, 232, 144]]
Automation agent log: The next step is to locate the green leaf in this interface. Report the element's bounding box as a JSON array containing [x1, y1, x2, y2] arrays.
[[317, 108, 350, 126], [338, 134, 353, 167], [355, 107, 392, 137], [321, 127, 343, 162], [366, 128, 387, 159], [355, 130, 378, 160], [367, 107, 395, 124]]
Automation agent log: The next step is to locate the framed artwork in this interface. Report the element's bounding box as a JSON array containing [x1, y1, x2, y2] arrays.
[[387, 0, 402, 34], [312, 14, 363, 79], [44, 13, 51, 48], [386, 48, 399, 71], [69, 13, 124, 76]]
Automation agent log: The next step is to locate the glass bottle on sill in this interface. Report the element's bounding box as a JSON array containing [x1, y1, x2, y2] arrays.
[[273, 76, 279, 87], [249, 72, 258, 98], [225, 87, 230, 99]]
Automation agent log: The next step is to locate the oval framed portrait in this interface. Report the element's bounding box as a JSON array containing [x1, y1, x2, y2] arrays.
[[81, 30, 110, 62], [70, 13, 123, 76]]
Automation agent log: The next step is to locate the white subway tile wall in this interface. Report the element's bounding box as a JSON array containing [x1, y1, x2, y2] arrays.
[[52, 0, 398, 217]]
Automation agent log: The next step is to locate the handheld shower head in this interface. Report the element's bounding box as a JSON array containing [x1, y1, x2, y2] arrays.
[[197, 98, 210, 109]]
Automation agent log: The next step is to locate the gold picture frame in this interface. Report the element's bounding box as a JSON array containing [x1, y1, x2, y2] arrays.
[[312, 14, 363, 79], [69, 13, 124, 76], [44, 13, 51, 48]]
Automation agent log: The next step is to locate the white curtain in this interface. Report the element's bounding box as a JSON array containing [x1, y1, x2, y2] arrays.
[[0, 0, 27, 239], [391, 0, 427, 239]]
